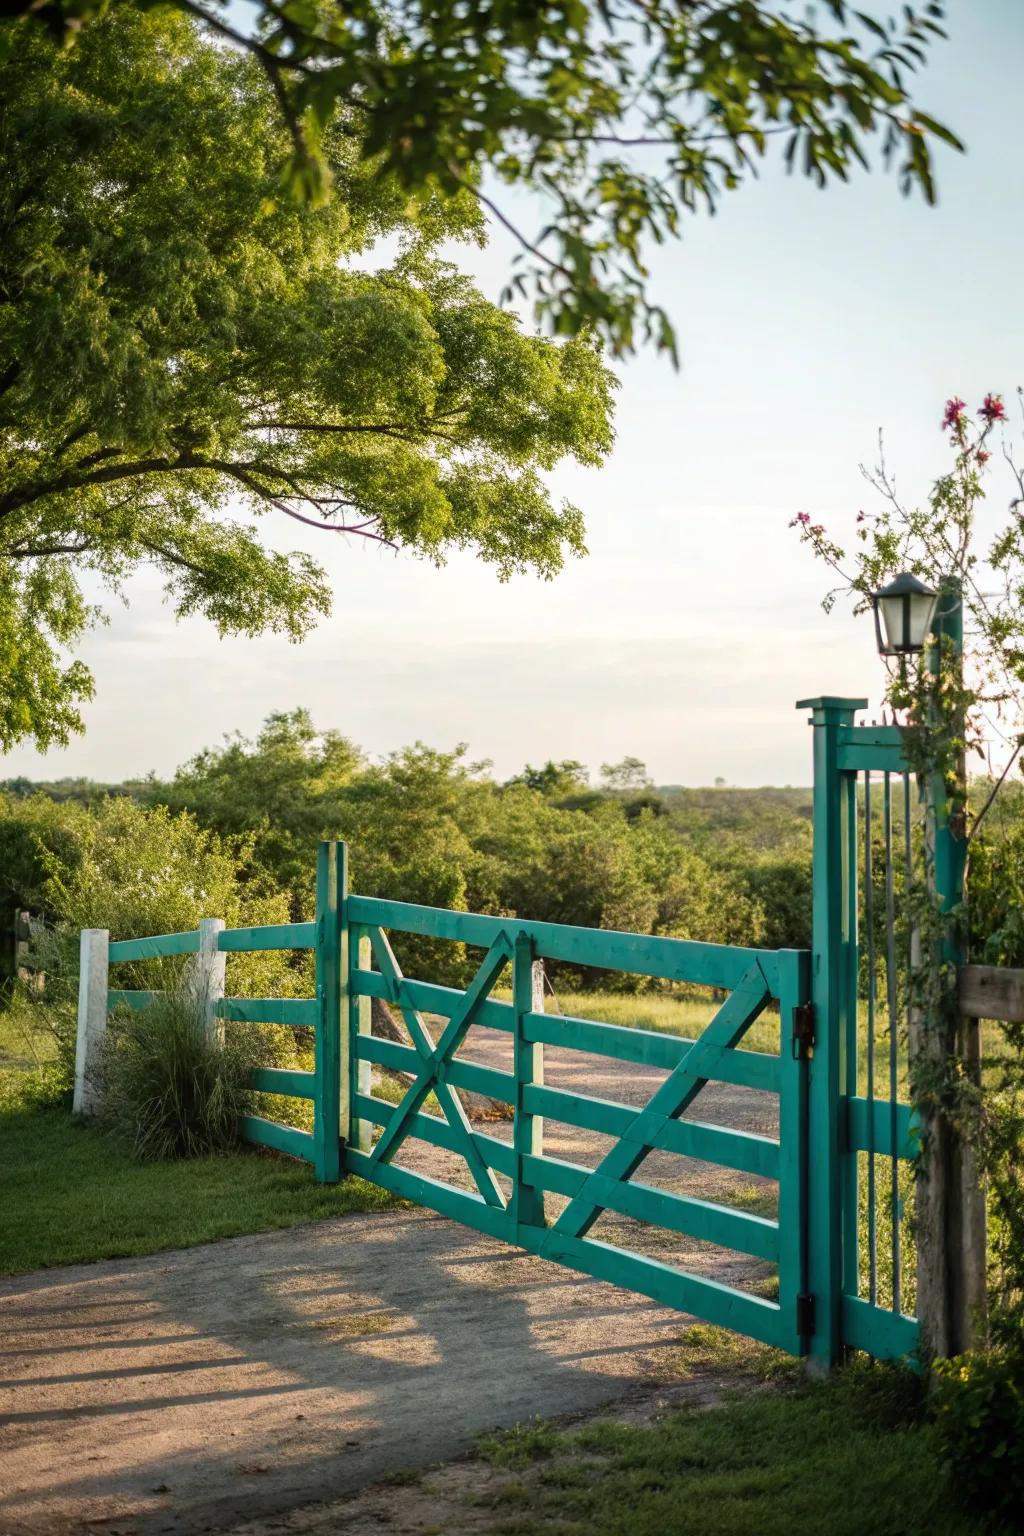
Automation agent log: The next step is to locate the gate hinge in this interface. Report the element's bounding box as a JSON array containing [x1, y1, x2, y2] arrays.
[[796, 1292, 816, 1337], [792, 1001, 815, 1060]]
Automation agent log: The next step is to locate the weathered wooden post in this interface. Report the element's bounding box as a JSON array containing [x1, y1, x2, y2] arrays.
[[193, 917, 226, 1045], [913, 585, 987, 1355], [73, 928, 109, 1115]]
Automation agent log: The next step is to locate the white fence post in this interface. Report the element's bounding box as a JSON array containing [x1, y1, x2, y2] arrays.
[[194, 918, 226, 1045], [73, 928, 109, 1116]]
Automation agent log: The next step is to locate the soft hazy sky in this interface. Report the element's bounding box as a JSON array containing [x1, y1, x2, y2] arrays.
[[7, 2, 1024, 786]]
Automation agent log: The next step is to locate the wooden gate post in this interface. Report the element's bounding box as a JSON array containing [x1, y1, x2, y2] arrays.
[[915, 586, 987, 1355], [314, 840, 345, 1184], [73, 928, 109, 1116], [799, 696, 866, 1369], [511, 933, 545, 1232], [194, 918, 226, 1045]]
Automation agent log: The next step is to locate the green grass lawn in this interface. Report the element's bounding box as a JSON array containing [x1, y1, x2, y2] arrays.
[[474, 1364, 989, 1536], [0, 1100, 396, 1277]]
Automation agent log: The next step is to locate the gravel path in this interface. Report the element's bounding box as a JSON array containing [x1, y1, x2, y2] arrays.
[[0, 1022, 780, 1534]]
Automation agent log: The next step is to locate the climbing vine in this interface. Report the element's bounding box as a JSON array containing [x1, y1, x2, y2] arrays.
[[793, 391, 1024, 1335]]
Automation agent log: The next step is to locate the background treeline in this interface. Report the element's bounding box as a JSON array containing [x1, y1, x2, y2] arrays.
[[3, 707, 1024, 991], [0, 709, 813, 991]]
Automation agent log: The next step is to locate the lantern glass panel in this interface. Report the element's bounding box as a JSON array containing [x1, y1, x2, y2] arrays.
[[907, 588, 939, 650]]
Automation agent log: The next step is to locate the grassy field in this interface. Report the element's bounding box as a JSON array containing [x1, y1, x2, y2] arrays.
[[0, 993, 397, 1278], [0, 1101, 397, 1277], [470, 1366, 986, 1536]]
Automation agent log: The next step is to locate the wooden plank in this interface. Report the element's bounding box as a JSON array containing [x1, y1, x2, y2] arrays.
[[75, 929, 109, 1116], [368, 926, 506, 1207], [522, 1084, 780, 1178], [523, 1012, 778, 1093], [108, 930, 199, 962], [217, 922, 317, 952], [836, 725, 910, 775], [354, 1093, 517, 1179], [345, 1149, 791, 1352], [543, 966, 773, 1246], [958, 963, 1024, 1023], [249, 1067, 317, 1099], [107, 988, 159, 1011], [347, 931, 373, 1154], [845, 1095, 918, 1160], [352, 968, 514, 1034], [512, 935, 546, 1230], [216, 997, 318, 1027], [522, 1153, 779, 1260], [346, 895, 791, 996], [313, 842, 344, 1183], [237, 1115, 316, 1162], [356, 1033, 516, 1103], [345, 1148, 514, 1242], [841, 1295, 919, 1360]]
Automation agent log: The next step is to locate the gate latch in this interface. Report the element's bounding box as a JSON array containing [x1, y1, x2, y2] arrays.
[[792, 1002, 815, 1060], [796, 1292, 816, 1337]]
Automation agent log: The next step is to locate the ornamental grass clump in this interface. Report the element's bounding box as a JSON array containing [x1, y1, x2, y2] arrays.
[[98, 986, 268, 1161]]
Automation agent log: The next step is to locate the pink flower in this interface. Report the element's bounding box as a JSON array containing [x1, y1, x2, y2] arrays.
[[978, 393, 1006, 424], [942, 397, 967, 431], [790, 511, 811, 527], [810, 524, 824, 536], [977, 448, 991, 465], [856, 510, 865, 523]]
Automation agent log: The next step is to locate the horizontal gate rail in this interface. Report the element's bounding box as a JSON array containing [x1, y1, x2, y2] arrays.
[[217, 922, 316, 952], [216, 997, 318, 1027], [108, 931, 200, 962], [347, 894, 793, 994], [343, 1144, 791, 1351]]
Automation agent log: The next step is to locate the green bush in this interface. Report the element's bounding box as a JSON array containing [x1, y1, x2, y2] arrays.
[[98, 986, 270, 1161], [932, 1337, 1024, 1523]]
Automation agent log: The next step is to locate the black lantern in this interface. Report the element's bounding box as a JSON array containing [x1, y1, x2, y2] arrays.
[[871, 572, 939, 657]]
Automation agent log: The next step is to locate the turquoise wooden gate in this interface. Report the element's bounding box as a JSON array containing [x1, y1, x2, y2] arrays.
[[100, 702, 922, 1368]]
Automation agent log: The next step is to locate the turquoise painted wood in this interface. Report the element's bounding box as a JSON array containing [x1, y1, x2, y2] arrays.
[[217, 997, 318, 1027], [94, 820, 919, 1367], [313, 841, 344, 1183], [798, 696, 865, 1368], [218, 922, 317, 952], [800, 701, 922, 1365], [108, 931, 199, 962]]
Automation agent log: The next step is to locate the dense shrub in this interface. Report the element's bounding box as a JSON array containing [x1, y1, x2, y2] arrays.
[[932, 1334, 1024, 1523], [98, 986, 270, 1160]]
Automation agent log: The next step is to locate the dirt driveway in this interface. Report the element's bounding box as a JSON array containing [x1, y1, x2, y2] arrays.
[[0, 1032, 779, 1534]]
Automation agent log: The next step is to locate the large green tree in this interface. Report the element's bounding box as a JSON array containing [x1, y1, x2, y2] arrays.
[[10, 1, 959, 358], [0, 10, 615, 750]]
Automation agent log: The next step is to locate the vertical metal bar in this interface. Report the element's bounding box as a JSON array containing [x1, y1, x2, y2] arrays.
[[864, 774, 878, 1305], [883, 775, 901, 1312], [314, 840, 344, 1184], [842, 771, 860, 1300]]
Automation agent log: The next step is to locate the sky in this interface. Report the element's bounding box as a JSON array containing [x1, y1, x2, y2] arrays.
[[6, 1, 1024, 788]]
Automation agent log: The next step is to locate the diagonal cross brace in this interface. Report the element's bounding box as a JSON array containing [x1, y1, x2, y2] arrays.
[[366, 927, 510, 1208], [540, 962, 772, 1249]]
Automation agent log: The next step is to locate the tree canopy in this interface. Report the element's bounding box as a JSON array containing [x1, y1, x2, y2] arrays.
[[9, 1, 959, 359], [0, 10, 615, 751]]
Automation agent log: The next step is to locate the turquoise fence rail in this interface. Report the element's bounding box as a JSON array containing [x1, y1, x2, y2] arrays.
[[91, 762, 920, 1368]]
